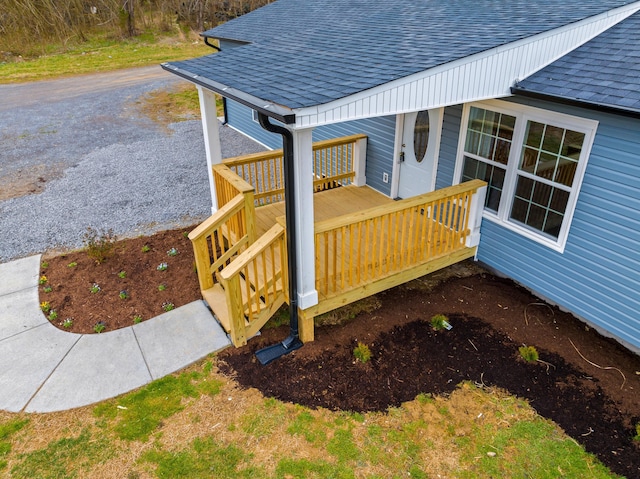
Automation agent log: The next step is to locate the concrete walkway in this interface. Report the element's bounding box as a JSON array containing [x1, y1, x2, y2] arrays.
[[0, 255, 231, 413]]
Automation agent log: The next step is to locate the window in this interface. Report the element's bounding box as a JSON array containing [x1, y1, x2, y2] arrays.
[[456, 101, 597, 252], [413, 110, 430, 163]]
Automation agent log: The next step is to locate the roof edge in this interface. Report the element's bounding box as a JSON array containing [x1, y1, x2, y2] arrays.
[[511, 85, 640, 119], [161, 63, 296, 124]]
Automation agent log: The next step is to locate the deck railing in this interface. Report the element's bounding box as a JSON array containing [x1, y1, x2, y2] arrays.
[[223, 134, 367, 205], [189, 165, 257, 290], [314, 180, 486, 298], [218, 223, 288, 346]]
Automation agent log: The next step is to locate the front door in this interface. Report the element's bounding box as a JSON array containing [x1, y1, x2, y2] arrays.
[[396, 108, 443, 199]]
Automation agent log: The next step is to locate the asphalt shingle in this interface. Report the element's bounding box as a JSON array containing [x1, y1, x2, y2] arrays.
[[166, 0, 638, 110], [515, 11, 640, 113]]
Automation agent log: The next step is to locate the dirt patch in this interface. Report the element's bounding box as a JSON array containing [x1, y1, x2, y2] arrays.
[[0, 163, 65, 201]]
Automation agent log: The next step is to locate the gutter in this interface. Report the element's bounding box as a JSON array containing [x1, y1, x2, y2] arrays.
[[161, 63, 296, 125], [511, 86, 640, 120], [254, 113, 303, 365]]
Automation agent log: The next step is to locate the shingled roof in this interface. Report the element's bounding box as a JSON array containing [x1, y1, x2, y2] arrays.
[[163, 0, 640, 124], [513, 11, 640, 115]]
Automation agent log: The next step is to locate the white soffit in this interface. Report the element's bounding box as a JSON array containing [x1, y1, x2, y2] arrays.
[[292, 1, 640, 129]]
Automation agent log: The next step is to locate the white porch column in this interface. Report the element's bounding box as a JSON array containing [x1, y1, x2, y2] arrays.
[[197, 85, 222, 213], [351, 136, 368, 186], [466, 184, 487, 248], [291, 127, 319, 310]]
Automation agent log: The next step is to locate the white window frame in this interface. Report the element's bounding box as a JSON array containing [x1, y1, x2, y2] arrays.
[[453, 99, 598, 253]]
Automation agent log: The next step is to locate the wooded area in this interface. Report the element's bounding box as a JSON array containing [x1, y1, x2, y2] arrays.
[[0, 0, 272, 56]]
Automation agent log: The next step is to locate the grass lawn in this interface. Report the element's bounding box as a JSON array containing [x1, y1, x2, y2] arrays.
[[0, 31, 211, 84], [0, 359, 621, 478]]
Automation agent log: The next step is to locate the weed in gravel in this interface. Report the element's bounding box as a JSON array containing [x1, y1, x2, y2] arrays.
[[83, 227, 116, 264]]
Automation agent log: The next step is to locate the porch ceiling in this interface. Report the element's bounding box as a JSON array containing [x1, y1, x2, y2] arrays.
[[162, 0, 640, 128]]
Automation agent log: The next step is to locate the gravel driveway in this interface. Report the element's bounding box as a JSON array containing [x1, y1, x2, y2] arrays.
[[0, 66, 265, 262]]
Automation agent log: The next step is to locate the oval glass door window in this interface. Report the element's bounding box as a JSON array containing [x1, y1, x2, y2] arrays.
[[413, 110, 430, 163]]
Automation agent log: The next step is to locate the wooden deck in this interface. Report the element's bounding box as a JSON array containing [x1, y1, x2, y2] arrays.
[[254, 185, 393, 236], [189, 134, 487, 346]]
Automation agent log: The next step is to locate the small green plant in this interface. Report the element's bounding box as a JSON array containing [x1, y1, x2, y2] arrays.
[[162, 302, 175, 312], [117, 270, 127, 279], [167, 247, 179, 256], [41, 261, 49, 269], [93, 321, 106, 333], [157, 283, 166, 291], [133, 315, 143, 324], [119, 290, 129, 300], [38, 275, 47, 285], [82, 226, 116, 264], [430, 314, 451, 331], [43, 285, 53, 293], [48, 310, 58, 321], [141, 244, 151, 253], [62, 318, 73, 329], [90, 283, 101, 294], [634, 423, 640, 442], [353, 342, 372, 363], [40, 301, 51, 313], [157, 262, 168, 271], [519, 345, 539, 363], [67, 261, 77, 268]]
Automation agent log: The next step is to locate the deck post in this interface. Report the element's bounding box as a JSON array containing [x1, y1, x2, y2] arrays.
[[466, 184, 487, 248], [197, 85, 222, 213], [352, 136, 368, 186], [292, 128, 319, 313]]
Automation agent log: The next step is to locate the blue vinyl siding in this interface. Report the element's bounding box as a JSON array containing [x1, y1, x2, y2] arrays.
[[225, 100, 282, 149], [435, 105, 463, 189], [226, 100, 396, 195], [312, 115, 396, 196], [452, 96, 640, 351]]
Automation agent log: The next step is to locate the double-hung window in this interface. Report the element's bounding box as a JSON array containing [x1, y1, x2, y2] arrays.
[[456, 100, 597, 252]]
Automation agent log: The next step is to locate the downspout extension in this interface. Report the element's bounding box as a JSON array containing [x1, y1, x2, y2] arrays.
[[255, 113, 303, 364]]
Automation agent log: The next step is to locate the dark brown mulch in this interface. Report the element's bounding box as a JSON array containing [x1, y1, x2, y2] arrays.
[[219, 273, 640, 479]]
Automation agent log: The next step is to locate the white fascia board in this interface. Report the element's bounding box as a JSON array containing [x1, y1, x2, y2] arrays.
[[291, 1, 640, 130]]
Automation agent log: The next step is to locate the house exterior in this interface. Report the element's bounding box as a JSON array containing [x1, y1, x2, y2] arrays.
[[163, 0, 640, 353]]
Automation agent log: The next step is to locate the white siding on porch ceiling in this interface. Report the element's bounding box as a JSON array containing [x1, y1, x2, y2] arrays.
[[293, 3, 640, 129]]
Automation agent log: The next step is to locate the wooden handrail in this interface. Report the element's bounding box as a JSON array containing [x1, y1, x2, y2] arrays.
[[218, 223, 288, 346], [221, 134, 367, 205], [315, 179, 486, 233]]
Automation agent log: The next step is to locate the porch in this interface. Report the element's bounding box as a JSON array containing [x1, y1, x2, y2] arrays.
[[189, 134, 486, 347]]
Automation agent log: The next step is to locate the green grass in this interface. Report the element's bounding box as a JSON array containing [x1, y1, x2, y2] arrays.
[[459, 419, 620, 478], [10, 429, 113, 479], [0, 32, 209, 84], [143, 437, 265, 479], [93, 365, 222, 442], [0, 418, 29, 470]]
